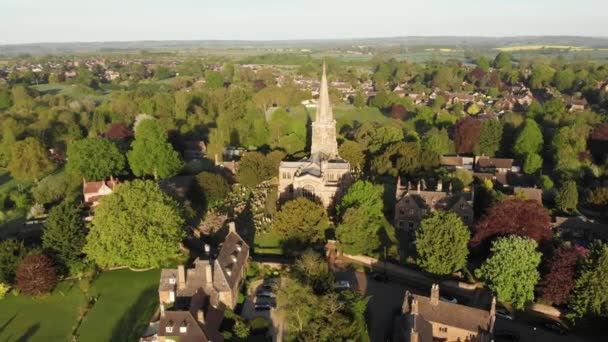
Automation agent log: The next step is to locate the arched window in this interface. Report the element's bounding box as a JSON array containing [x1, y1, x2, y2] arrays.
[[302, 185, 315, 200]]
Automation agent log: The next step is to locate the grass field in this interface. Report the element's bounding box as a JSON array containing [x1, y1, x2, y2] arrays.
[[77, 269, 160, 342], [0, 280, 88, 342], [0, 269, 160, 342], [496, 45, 608, 52], [32, 84, 111, 102], [254, 230, 283, 255]]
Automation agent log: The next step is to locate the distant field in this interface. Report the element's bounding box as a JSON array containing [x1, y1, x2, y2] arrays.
[[32, 84, 111, 102], [497, 45, 608, 51]]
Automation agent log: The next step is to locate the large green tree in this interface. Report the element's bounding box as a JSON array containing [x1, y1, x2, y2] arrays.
[[338, 140, 365, 170], [0, 239, 27, 283], [193, 171, 230, 209], [127, 119, 183, 180], [67, 138, 125, 180], [567, 241, 608, 322], [475, 235, 541, 310], [83, 180, 185, 268], [475, 119, 503, 157], [513, 119, 543, 158], [236, 151, 276, 188], [272, 197, 329, 244], [8, 137, 54, 181], [42, 201, 86, 268], [556, 180, 578, 213], [336, 181, 383, 217], [416, 211, 470, 275]]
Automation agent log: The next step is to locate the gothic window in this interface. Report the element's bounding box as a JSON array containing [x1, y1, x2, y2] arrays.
[[302, 185, 315, 200], [282, 172, 291, 180], [328, 173, 335, 181]]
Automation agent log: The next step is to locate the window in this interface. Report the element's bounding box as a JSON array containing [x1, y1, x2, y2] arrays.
[[303, 185, 315, 200], [400, 209, 405, 215], [179, 326, 187, 333], [463, 215, 469, 222], [282, 172, 291, 180], [166, 326, 173, 333], [328, 173, 335, 181], [399, 220, 404, 228], [460, 203, 466, 209], [408, 222, 414, 229], [409, 209, 414, 215], [439, 327, 448, 333], [169, 277, 176, 284]]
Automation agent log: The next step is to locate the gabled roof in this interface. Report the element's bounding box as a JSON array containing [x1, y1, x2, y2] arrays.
[[214, 229, 249, 292], [158, 311, 211, 342], [83, 177, 119, 194], [476, 156, 514, 169]]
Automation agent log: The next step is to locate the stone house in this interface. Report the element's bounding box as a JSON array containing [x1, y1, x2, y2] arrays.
[[394, 284, 496, 342], [394, 178, 474, 231], [82, 176, 119, 207], [440, 156, 474, 171], [474, 156, 519, 174]]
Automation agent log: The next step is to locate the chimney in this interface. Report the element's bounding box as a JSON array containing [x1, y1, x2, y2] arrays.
[[160, 303, 166, 317], [214, 153, 219, 165], [197, 309, 205, 324], [437, 179, 443, 192], [421, 179, 426, 191], [228, 222, 236, 234], [410, 328, 419, 342], [490, 296, 496, 317], [411, 297, 419, 314], [416, 181, 421, 192], [430, 284, 439, 306], [489, 296, 497, 332], [397, 176, 402, 189], [402, 290, 411, 313], [205, 262, 213, 289], [177, 265, 186, 290]]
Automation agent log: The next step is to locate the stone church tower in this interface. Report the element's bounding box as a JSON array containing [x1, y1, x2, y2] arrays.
[[278, 63, 352, 208]]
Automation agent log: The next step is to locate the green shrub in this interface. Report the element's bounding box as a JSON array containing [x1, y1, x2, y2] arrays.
[[249, 316, 270, 332], [10, 191, 30, 209], [0, 282, 10, 299]]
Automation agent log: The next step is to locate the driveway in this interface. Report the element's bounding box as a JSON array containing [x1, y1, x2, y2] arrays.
[[241, 279, 285, 342]]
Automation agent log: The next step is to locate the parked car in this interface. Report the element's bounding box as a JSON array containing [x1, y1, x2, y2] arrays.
[[255, 289, 276, 298], [370, 272, 388, 282], [439, 295, 458, 304], [494, 330, 520, 341], [495, 309, 514, 320], [542, 322, 568, 335], [333, 280, 351, 291], [254, 297, 276, 311], [259, 278, 279, 291]]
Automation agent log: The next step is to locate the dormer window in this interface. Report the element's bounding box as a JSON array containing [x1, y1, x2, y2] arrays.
[[166, 322, 174, 333], [169, 277, 176, 284], [226, 268, 232, 276], [231, 255, 237, 263], [235, 244, 242, 252], [180, 321, 188, 333]]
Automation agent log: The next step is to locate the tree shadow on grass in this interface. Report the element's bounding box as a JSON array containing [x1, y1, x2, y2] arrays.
[[0, 312, 18, 336], [16, 323, 40, 342], [109, 285, 158, 342]]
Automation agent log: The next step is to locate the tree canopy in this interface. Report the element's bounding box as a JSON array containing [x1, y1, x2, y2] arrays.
[[272, 197, 329, 244], [42, 201, 86, 270], [475, 235, 541, 310], [416, 211, 470, 275], [539, 245, 580, 305], [8, 137, 54, 181], [15, 253, 58, 296], [513, 119, 543, 157], [127, 119, 183, 180], [0, 239, 27, 284], [66, 138, 126, 180], [556, 180, 579, 213], [193, 171, 230, 209], [84, 180, 185, 268], [567, 241, 608, 322]]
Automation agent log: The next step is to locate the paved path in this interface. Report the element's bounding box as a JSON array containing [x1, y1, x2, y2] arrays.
[[241, 279, 285, 342]]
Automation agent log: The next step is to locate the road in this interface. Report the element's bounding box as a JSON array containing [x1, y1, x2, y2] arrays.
[[241, 279, 285, 342]]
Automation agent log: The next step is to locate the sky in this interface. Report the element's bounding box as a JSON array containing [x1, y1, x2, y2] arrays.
[[1, 0, 607, 44]]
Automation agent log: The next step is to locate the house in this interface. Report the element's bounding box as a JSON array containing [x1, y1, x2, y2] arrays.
[[394, 178, 474, 231], [474, 156, 519, 174], [567, 98, 588, 112], [514, 187, 543, 205], [156, 222, 249, 342], [82, 177, 119, 207], [440, 156, 474, 171], [394, 284, 495, 342]]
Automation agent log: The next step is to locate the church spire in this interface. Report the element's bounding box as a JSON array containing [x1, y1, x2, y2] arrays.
[[310, 61, 339, 157], [315, 62, 333, 123]]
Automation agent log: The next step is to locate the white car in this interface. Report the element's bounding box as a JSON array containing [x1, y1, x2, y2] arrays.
[[333, 280, 351, 291], [495, 309, 514, 320]]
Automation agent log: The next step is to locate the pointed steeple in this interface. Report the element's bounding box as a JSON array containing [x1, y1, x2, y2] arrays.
[[315, 62, 333, 123], [310, 61, 338, 157]]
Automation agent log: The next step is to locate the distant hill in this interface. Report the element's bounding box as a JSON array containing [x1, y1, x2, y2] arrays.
[[2, 36, 608, 56]]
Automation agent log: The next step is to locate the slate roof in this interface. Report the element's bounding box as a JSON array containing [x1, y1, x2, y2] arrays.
[[214, 230, 249, 291], [476, 156, 514, 169]]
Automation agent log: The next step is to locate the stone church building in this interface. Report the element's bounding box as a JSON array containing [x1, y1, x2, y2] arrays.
[[278, 64, 351, 208]]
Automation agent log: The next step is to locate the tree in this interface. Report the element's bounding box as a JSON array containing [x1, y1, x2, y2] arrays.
[[529, 63, 556, 89], [475, 120, 503, 157], [336, 180, 383, 217], [127, 119, 183, 180], [567, 241, 608, 322], [539, 245, 580, 305], [193, 171, 230, 209], [450, 168, 473, 191], [513, 119, 543, 158], [237, 151, 275, 188], [475, 56, 490, 71], [475, 236, 541, 310], [293, 250, 334, 294], [416, 211, 470, 275], [0, 239, 27, 283], [455, 117, 481, 154], [233, 317, 251, 339], [15, 253, 58, 296], [472, 198, 552, 247], [154, 66, 172, 80], [83, 180, 185, 268], [493, 52, 512, 69], [42, 201, 86, 268], [368, 125, 403, 153], [553, 69, 576, 92], [523, 153, 543, 174], [204, 70, 224, 89], [422, 128, 453, 156], [556, 181, 578, 213], [273, 197, 328, 244], [66, 138, 125, 180], [8, 137, 54, 181], [586, 187, 608, 210], [552, 124, 589, 172], [338, 140, 365, 170]]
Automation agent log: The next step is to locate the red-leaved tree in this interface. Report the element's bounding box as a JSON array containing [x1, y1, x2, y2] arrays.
[[471, 198, 552, 247], [15, 254, 58, 296], [455, 117, 481, 154], [539, 245, 580, 304]]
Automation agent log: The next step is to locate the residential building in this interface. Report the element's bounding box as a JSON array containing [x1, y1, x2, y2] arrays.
[[278, 63, 352, 208], [394, 178, 474, 231], [394, 284, 496, 342], [440, 156, 474, 171], [474, 156, 519, 174], [82, 177, 119, 207]]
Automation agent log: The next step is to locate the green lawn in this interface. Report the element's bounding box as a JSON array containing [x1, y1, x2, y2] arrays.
[[77, 269, 160, 342], [254, 230, 283, 255], [0, 269, 161, 342], [32, 84, 111, 102], [0, 280, 88, 342]]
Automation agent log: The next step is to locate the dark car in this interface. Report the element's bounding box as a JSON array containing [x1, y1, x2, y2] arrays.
[[494, 330, 520, 341], [542, 322, 568, 335], [254, 297, 277, 311], [370, 271, 388, 282]]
